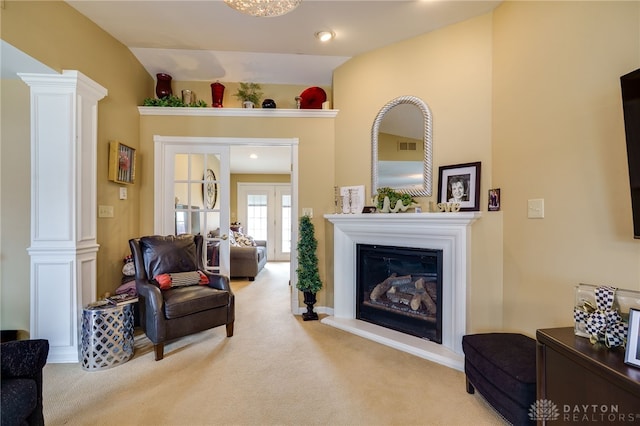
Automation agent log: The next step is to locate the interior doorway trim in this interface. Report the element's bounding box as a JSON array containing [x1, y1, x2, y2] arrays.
[[153, 136, 300, 315]]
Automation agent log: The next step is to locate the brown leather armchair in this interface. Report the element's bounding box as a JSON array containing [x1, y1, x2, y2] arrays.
[[129, 234, 234, 360]]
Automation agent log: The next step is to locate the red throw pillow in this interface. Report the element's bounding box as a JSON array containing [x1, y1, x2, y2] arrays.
[[154, 270, 209, 290]]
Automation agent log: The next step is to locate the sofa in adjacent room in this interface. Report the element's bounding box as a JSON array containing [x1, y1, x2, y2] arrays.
[[208, 229, 267, 280], [231, 239, 267, 280]]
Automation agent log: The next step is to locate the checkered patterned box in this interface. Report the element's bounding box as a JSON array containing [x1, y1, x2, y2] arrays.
[[574, 283, 640, 346]]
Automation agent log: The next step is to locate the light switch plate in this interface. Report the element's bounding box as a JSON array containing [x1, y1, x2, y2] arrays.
[[119, 187, 127, 200], [528, 199, 544, 219], [98, 205, 114, 218]]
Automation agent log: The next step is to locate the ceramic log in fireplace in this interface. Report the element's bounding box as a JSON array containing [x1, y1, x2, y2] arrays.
[[357, 244, 443, 343]]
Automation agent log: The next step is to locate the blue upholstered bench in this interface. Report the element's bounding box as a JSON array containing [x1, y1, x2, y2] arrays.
[[462, 333, 537, 425]]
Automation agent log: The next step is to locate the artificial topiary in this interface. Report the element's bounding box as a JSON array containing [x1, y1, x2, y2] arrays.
[[296, 215, 322, 294]]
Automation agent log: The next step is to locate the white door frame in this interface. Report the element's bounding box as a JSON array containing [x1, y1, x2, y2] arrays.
[[154, 136, 300, 314]]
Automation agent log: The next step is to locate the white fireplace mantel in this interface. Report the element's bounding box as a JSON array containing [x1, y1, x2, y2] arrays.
[[323, 212, 480, 371]]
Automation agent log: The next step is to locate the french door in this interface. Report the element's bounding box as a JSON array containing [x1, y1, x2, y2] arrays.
[[237, 183, 291, 261], [154, 137, 230, 276]]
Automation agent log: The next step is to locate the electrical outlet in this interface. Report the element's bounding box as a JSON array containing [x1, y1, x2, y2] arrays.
[[302, 208, 313, 218], [98, 205, 114, 218], [119, 187, 127, 200]]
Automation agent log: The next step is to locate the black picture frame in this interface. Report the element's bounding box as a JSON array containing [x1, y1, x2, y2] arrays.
[[624, 308, 640, 368], [203, 169, 218, 209], [437, 162, 481, 211], [362, 206, 377, 213]]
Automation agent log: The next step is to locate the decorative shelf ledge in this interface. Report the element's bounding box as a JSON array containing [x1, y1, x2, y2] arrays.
[[138, 106, 338, 118]]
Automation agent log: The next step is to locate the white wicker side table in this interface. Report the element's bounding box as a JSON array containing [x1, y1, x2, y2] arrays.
[[81, 303, 134, 371]]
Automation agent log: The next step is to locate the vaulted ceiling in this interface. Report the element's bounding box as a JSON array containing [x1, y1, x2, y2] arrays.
[[66, 0, 502, 86]]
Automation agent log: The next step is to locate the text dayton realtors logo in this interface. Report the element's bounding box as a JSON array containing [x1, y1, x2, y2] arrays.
[[529, 399, 640, 422]]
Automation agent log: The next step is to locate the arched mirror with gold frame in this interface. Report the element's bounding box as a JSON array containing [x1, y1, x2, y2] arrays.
[[372, 96, 433, 197]]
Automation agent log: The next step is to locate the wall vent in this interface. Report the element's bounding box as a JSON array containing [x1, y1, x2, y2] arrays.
[[398, 141, 417, 151]]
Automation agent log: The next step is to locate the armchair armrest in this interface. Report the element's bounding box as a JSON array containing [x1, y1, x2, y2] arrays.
[[205, 273, 232, 292], [134, 279, 164, 312], [255, 240, 267, 248]]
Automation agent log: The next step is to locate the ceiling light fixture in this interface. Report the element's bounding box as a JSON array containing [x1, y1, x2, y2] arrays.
[[224, 0, 302, 17], [315, 31, 335, 42]]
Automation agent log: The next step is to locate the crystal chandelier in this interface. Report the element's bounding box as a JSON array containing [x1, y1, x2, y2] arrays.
[[224, 0, 302, 17]]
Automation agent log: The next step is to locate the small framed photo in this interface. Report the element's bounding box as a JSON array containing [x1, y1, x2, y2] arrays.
[[437, 162, 481, 211], [488, 188, 501, 211], [624, 308, 640, 368], [108, 141, 136, 184], [362, 206, 377, 213]]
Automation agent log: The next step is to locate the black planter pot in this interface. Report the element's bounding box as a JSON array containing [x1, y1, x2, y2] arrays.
[[302, 291, 319, 321]]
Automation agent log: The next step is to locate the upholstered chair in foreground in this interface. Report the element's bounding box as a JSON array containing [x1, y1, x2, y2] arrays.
[[129, 234, 234, 360], [1, 339, 49, 426]]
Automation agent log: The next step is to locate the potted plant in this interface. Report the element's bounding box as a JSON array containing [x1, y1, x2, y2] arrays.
[[233, 82, 263, 108], [296, 214, 322, 321]]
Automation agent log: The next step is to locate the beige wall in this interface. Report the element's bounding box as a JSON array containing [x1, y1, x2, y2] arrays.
[[139, 115, 335, 307], [0, 80, 32, 330], [333, 13, 503, 333], [492, 1, 640, 334], [1, 1, 151, 331]]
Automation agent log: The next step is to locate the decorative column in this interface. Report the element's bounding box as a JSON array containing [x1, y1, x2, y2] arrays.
[[19, 70, 107, 363]]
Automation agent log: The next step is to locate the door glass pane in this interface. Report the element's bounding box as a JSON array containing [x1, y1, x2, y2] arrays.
[[247, 194, 267, 240], [174, 154, 189, 180], [190, 153, 205, 180], [281, 194, 291, 253]]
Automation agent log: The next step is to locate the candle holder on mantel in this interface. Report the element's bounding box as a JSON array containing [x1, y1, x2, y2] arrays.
[[210, 81, 225, 108], [334, 186, 342, 214]]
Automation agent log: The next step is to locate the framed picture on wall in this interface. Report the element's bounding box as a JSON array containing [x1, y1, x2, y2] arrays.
[[108, 141, 136, 184], [437, 162, 481, 211], [488, 188, 501, 211]]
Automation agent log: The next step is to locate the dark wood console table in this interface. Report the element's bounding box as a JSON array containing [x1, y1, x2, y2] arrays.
[[536, 327, 640, 425]]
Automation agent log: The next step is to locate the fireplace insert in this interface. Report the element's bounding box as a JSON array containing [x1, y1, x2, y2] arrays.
[[356, 244, 443, 343]]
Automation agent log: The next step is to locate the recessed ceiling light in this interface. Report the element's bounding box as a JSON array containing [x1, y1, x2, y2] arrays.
[[315, 31, 335, 42], [249, 153, 258, 159]]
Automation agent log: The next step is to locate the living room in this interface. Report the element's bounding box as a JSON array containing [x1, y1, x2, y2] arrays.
[[1, 1, 639, 420]]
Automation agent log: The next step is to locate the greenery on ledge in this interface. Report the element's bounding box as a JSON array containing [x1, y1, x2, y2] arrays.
[[142, 95, 209, 107]]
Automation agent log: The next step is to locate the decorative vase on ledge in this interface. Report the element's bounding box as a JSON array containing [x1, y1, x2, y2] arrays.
[[155, 73, 172, 99], [211, 81, 225, 108]]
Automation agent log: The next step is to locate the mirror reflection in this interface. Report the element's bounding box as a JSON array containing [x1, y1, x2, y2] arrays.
[[372, 96, 433, 197]]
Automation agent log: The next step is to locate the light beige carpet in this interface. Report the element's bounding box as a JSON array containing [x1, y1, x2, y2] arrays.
[[42, 262, 506, 426]]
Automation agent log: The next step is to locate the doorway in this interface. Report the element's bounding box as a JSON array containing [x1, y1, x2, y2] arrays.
[[237, 183, 292, 261], [154, 136, 300, 314]]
